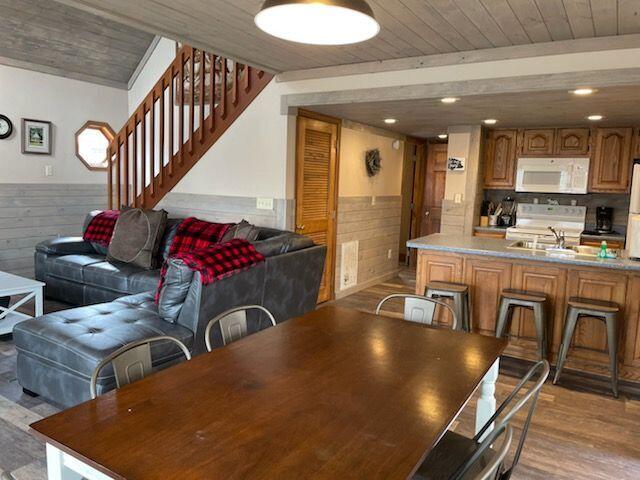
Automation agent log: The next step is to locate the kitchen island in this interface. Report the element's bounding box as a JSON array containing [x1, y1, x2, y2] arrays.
[[408, 234, 640, 388]]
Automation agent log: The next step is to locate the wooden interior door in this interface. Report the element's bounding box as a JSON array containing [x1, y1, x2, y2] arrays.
[[399, 138, 426, 264], [295, 113, 339, 303], [420, 143, 447, 236]]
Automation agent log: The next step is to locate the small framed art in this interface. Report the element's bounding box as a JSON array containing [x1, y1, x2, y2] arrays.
[[22, 118, 52, 155]]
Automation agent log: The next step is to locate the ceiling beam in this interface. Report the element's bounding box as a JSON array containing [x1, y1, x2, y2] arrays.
[[277, 34, 640, 82], [282, 67, 640, 111]]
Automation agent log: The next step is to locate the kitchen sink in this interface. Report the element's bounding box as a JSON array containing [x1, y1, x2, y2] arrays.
[[507, 241, 619, 258]]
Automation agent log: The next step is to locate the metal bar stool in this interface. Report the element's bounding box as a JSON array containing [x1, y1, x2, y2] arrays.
[[495, 289, 548, 360], [425, 281, 471, 331], [554, 297, 620, 398]]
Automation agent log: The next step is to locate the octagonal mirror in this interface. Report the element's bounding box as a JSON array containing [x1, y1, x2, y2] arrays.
[[75, 121, 115, 171]]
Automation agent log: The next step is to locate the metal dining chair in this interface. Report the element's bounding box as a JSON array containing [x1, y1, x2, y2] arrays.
[[413, 422, 513, 480], [414, 360, 550, 480], [90, 336, 191, 399], [376, 293, 459, 330], [205, 305, 277, 352]]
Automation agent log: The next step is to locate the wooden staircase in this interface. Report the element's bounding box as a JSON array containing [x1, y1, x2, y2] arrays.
[[107, 44, 273, 209]]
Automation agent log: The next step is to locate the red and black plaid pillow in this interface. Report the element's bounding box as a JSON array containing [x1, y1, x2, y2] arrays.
[[83, 210, 120, 246], [168, 217, 233, 257]]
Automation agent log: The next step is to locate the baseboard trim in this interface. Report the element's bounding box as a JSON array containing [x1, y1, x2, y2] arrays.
[[334, 269, 400, 300]]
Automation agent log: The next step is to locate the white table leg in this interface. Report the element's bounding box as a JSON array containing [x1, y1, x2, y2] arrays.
[[46, 444, 82, 480], [475, 358, 500, 438], [46, 443, 113, 480], [35, 286, 44, 317]]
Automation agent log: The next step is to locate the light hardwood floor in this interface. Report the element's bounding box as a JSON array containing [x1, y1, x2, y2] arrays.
[[0, 270, 638, 478], [330, 268, 640, 480]]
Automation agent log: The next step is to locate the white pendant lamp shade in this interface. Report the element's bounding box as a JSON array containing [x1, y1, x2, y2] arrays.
[[255, 0, 380, 45]]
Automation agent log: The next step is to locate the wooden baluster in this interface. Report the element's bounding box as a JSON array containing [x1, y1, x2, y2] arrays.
[[159, 79, 165, 187], [199, 50, 205, 143], [209, 54, 216, 133], [132, 119, 138, 207], [189, 49, 195, 154], [150, 97, 155, 197], [123, 129, 129, 207], [244, 65, 251, 92], [141, 108, 146, 207], [116, 137, 121, 209], [169, 70, 175, 176], [107, 144, 113, 210], [232, 62, 239, 105], [220, 58, 227, 119], [178, 50, 185, 166]]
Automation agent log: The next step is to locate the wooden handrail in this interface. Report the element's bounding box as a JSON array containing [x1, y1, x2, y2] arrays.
[[107, 44, 273, 209]]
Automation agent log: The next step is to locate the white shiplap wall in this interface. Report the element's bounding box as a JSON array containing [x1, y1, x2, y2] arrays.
[[0, 184, 107, 278]]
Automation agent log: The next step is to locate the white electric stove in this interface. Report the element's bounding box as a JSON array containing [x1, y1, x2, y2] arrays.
[[505, 203, 587, 246]]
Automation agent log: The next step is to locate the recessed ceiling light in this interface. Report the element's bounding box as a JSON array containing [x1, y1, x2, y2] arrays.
[[384, 118, 397, 124], [483, 119, 498, 125], [441, 97, 459, 104], [588, 114, 604, 121], [255, 0, 380, 45], [438, 134, 448, 139], [572, 88, 594, 96]]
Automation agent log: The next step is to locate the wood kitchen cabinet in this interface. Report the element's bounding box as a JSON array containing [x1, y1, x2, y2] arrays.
[[555, 128, 591, 156], [463, 257, 512, 335], [589, 127, 633, 192], [634, 128, 640, 159], [415, 252, 462, 328], [521, 129, 555, 156], [509, 263, 567, 356], [484, 129, 517, 189]]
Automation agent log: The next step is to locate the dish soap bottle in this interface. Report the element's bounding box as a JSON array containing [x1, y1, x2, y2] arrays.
[[597, 241, 608, 259]]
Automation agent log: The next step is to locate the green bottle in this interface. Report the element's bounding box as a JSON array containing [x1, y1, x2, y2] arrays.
[[598, 241, 608, 259]]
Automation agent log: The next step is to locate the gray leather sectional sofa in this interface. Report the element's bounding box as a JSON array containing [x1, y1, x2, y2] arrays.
[[15, 213, 325, 408]]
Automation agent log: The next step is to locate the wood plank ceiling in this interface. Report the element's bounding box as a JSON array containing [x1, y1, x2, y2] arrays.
[[0, 0, 155, 89], [54, 0, 640, 73], [307, 85, 640, 138]]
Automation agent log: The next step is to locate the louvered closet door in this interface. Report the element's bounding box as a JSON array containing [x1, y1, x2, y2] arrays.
[[296, 115, 339, 303]]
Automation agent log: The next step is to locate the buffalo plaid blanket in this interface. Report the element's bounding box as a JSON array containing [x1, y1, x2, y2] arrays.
[[156, 218, 264, 300], [82, 210, 120, 246]]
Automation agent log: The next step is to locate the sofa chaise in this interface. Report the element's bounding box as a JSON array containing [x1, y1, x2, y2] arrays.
[[15, 212, 325, 408]]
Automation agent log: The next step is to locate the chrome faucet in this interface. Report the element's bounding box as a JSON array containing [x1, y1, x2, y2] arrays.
[[548, 227, 566, 249]]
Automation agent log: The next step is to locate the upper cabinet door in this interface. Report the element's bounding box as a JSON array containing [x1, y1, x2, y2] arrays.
[[589, 127, 633, 193], [521, 129, 554, 156], [555, 128, 590, 156], [484, 129, 517, 189]]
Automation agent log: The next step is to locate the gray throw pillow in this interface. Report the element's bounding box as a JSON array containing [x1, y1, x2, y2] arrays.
[[157, 258, 194, 323], [221, 219, 261, 242], [107, 208, 168, 269]]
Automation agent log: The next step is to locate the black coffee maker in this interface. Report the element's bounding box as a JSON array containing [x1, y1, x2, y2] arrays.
[[596, 206, 614, 233]]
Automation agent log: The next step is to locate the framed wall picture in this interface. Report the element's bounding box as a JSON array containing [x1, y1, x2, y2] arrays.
[[22, 118, 52, 155]]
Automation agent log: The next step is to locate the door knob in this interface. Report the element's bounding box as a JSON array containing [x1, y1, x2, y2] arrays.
[[425, 211, 430, 217]]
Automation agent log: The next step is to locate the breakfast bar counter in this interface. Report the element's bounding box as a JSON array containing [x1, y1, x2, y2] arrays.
[[408, 234, 640, 389]]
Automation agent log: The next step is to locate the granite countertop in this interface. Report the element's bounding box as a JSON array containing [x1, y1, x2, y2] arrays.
[[407, 233, 640, 271]]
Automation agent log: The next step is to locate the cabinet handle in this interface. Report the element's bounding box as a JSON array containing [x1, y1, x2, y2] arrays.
[[296, 224, 306, 230]]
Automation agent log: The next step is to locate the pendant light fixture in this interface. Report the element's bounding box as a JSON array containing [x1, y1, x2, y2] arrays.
[[255, 0, 380, 45]]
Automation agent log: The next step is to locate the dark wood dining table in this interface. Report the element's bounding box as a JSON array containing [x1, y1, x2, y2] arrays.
[[31, 306, 507, 480]]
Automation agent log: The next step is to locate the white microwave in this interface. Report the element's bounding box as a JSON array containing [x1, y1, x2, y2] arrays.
[[515, 157, 590, 194]]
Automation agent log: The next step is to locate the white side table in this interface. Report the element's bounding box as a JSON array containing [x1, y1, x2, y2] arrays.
[[0, 272, 45, 335]]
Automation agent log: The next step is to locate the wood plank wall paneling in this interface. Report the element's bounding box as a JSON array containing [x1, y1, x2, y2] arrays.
[[0, 184, 107, 278], [157, 192, 294, 230], [335, 196, 401, 297]]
